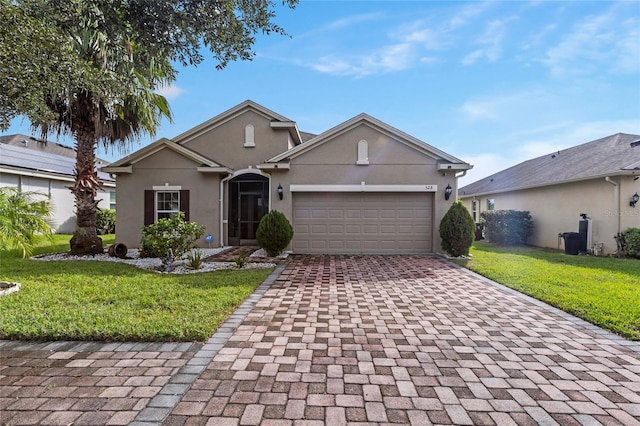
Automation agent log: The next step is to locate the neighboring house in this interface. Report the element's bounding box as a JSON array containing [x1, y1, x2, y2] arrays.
[[0, 134, 115, 233], [103, 100, 472, 253], [459, 133, 640, 255]]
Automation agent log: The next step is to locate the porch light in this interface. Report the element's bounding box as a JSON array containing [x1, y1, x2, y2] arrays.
[[444, 184, 453, 201], [631, 192, 639, 208], [277, 184, 284, 200]]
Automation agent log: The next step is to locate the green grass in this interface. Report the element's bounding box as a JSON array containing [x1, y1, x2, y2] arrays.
[[455, 242, 640, 340], [0, 235, 273, 342]]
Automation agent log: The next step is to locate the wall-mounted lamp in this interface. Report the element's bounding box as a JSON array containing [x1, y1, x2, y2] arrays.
[[277, 184, 284, 200], [630, 192, 639, 208], [444, 184, 453, 201]]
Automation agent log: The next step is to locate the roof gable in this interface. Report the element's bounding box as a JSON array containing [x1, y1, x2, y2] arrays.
[[460, 133, 640, 196], [174, 100, 303, 146], [266, 113, 470, 166], [103, 138, 225, 170]]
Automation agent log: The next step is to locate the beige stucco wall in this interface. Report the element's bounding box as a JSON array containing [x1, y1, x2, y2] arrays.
[[461, 175, 640, 255], [112, 114, 467, 253], [278, 123, 459, 253], [181, 110, 291, 170], [113, 149, 222, 248]]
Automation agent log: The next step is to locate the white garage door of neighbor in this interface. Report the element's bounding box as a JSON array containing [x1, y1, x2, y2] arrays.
[[292, 192, 433, 254]]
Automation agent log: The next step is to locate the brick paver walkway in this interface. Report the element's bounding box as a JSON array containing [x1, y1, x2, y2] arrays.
[[2, 255, 639, 425], [0, 341, 201, 425]]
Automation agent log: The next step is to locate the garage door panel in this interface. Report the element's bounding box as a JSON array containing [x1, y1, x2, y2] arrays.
[[345, 224, 361, 234], [311, 209, 327, 219], [327, 224, 344, 234], [293, 192, 432, 254], [380, 224, 396, 234], [311, 224, 326, 234]]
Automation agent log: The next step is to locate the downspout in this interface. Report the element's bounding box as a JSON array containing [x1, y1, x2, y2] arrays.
[[220, 173, 233, 248], [455, 170, 467, 200], [604, 176, 620, 235]]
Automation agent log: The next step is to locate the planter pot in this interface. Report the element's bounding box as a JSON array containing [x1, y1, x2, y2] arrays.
[[108, 243, 128, 258]]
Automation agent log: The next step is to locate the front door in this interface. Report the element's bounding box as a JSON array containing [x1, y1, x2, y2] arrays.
[[228, 174, 269, 245]]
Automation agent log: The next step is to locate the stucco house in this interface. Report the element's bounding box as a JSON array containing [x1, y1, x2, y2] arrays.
[[102, 100, 472, 253], [459, 133, 640, 255], [0, 134, 115, 233]]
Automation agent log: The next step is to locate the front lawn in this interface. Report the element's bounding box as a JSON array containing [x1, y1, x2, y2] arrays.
[[456, 242, 640, 340], [0, 235, 273, 342]]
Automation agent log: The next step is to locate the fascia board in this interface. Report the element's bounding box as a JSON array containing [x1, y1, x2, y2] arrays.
[[196, 166, 234, 173], [256, 162, 291, 170], [101, 166, 132, 174]]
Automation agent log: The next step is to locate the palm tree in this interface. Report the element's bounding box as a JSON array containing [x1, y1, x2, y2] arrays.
[[0, 187, 53, 258], [34, 18, 172, 255]]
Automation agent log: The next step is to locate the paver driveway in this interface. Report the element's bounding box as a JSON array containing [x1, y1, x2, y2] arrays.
[[161, 255, 640, 425], [2, 255, 639, 425]]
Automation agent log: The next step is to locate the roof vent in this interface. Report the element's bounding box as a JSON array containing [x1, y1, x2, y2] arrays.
[[631, 139, 640, 147]]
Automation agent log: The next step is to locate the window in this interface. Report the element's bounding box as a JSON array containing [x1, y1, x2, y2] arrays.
[[487, 198, 495, 211], [156, 191, 180, 220], [356, 140, 369, 165], [144, 189, 189, 225], [244, 124, 255, 147], [472, 200, 477, 221], [109, 191, 116, 210]]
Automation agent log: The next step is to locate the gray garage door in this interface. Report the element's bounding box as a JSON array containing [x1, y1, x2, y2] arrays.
[[292, 192, 433, 254]]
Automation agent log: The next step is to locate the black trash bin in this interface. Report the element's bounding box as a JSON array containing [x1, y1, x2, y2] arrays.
[[562, 232, 580, 255], [475, 223, 484, 241]]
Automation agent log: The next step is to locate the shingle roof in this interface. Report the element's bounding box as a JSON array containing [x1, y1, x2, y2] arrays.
[[0, 142, 114, 182], [460, 133, 640, 197]]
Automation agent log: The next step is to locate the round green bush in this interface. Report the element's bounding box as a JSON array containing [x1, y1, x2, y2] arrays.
[[439, 201, 475, 257], [256, 210, 294, 257], [624, 228, 640, 258]]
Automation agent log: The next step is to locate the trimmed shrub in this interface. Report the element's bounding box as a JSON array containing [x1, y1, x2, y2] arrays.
[[256, 210, 293, 257], [439, 201, 475, 257], [480, 210, 534, 246], [624, 228, 640, 258], [140, 212, 205, 271], [96, 208, 116, 235]]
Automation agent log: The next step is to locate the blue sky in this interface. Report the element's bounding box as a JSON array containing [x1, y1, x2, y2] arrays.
[[4, 0, 639, 185]]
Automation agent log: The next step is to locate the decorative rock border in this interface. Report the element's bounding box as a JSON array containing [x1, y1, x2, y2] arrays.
[[0, 281, 20, 297]]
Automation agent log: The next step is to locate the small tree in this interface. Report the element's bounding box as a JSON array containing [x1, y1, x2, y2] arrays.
[[256, 210, 293, 257], [0, 187, 53, 258], [439, 201, 475, 257], [140, 212, 205, 271]]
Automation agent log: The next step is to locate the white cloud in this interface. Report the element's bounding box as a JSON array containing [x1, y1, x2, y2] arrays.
[[311, 41, 417, 77], [449, 2, 493, 29], [155, 84, 184, 100], [462, 18, 514, 65], [541, 3, 640, 76], [459, 101, 498, 120]]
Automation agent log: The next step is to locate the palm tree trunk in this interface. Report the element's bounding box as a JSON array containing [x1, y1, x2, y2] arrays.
[[69, 122, 103, 255]]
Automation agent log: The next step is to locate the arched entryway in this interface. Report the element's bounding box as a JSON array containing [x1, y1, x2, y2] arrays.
[[228, 173, 269, 245]]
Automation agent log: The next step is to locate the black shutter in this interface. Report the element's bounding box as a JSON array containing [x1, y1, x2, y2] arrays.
[[144, 190, 154, 225], [180, 190, 190, 221]]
